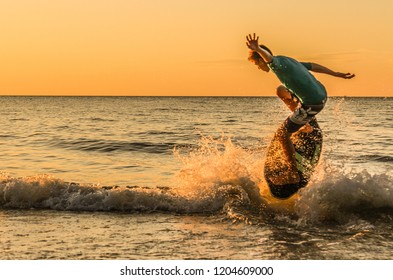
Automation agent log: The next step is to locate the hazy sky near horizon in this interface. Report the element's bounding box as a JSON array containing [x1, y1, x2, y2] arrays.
[[1, 0, 392, 96]]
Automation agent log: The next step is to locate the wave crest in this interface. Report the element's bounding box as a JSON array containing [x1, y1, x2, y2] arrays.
[[0, 173, 220, 213], [1, 134, 392, 227], [296, 165, 393, 223]]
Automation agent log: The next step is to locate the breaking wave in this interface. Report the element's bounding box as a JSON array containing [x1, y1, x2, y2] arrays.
[[1, 135, 392, 226]]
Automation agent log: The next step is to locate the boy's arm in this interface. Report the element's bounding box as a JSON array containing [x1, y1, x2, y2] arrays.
[[246, 33, 273, 63], [309, 63, 355, 79]]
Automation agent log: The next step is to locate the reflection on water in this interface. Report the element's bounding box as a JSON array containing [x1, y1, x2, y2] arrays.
[[2, 210, 392, 260]]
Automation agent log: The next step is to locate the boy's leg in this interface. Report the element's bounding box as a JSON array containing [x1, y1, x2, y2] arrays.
[[274, 86, 301, 184], [276, 85, 313, 133], [276, 85, 299, 112], [275, 125, 300, 184]]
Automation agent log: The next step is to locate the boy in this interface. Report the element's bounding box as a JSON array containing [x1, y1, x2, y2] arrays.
[[246, 33, 355, 184]]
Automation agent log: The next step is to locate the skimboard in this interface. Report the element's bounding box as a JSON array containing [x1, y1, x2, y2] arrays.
[[264, 118, 322, 199]]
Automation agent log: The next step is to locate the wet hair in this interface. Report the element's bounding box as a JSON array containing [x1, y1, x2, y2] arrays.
[[248, 45, 273, 63]]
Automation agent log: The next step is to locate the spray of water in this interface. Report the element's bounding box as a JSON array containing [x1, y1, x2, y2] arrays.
[[1, 131, 392, 226]]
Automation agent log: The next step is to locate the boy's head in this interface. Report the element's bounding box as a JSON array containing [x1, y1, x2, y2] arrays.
[[248, 45, 272, 72], [248, 45, 273, 62]]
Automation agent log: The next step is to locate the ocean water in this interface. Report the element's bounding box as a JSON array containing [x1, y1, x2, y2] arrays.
[[0, 96, 392, 260]]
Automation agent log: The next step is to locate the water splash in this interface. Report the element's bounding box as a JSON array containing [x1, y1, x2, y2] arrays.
[[1, 134, 392, 227], [173, 134, 264, 204], [295, 162, 393, 224]]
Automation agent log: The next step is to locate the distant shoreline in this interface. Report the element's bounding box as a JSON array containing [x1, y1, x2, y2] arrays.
[[0, 95, 391, 98]]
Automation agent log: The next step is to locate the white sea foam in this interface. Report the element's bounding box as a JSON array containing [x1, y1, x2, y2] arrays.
[[295, 163, 393, 223]]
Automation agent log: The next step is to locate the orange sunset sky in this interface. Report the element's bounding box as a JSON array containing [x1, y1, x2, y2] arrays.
[[1, 0, 392, 97]]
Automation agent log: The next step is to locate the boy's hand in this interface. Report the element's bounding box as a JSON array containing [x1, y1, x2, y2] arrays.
[[246, 33, 260, 51], [335, 72, 356, 79]]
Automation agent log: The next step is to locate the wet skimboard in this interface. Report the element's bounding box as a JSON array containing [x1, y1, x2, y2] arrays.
[[264, 118, 322, 199]]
